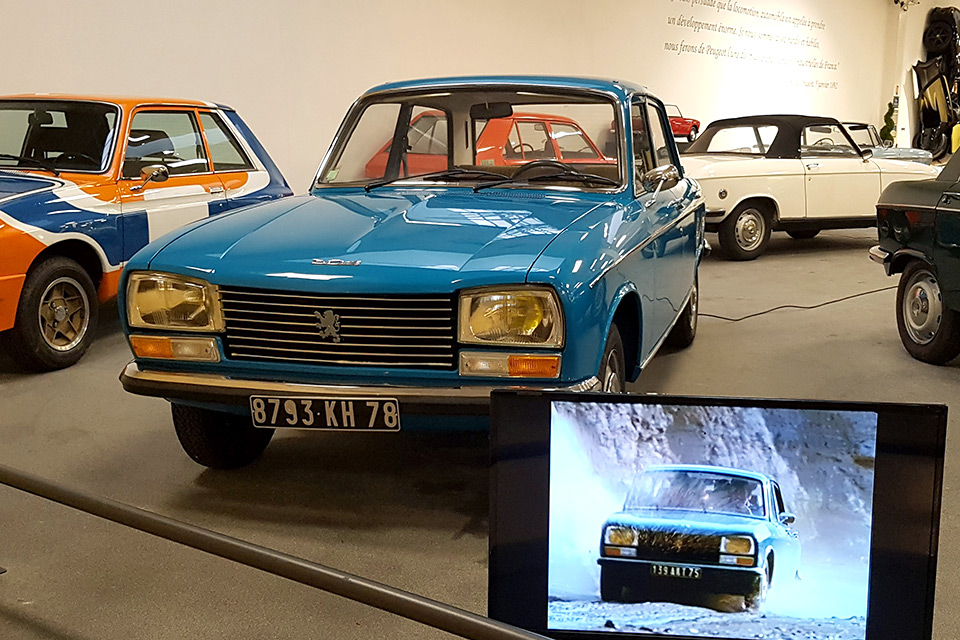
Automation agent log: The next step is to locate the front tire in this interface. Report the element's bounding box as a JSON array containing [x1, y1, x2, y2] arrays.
[[744, 559, 772, 611], [599, 324, 626, 393], [896, 261, 960, 364], [786, 229, 819, 240], [600, 566, 626, 602], [716, 204, 771, 260], [688, 126, 698, 142], [2, 256, 98, 371], [172, 404, 275, 469], [666, 274, 698, 348]]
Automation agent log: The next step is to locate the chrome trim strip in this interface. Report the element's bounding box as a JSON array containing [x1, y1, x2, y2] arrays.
[[705, 208, 726, 217], [869, 245, 891, 265], [590, 205, 697, 289], [120, 362, 600, 406]]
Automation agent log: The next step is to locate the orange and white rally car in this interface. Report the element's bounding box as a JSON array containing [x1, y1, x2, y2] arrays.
[[0, 95, 292, 370]]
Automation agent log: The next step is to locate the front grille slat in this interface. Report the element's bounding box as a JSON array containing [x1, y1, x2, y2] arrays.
[[220, 287, 457, 369]]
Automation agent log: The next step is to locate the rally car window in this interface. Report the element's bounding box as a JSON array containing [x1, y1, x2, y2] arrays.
[[199, 112, 254, 172], [552, 123, 599, 159], [123, 111, 209, 178], [517, 121, 556, 160]]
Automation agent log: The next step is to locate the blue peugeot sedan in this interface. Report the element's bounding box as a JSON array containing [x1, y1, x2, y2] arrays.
[[118, 76, 706, 468]]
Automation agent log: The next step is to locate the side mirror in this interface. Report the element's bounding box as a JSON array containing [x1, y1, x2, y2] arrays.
[[642, 164, 681, 198], [779, 512, 796, 525], [860, 148, 874, 162], [882, 139, 894, 149], [130, 164, 170, 192]]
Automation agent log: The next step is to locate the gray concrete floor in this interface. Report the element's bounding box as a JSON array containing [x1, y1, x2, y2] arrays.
[[0, 228, 956, 639]]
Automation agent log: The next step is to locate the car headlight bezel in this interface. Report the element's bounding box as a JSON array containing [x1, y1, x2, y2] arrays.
[[458, 286, 565, 348], [126, 271, 224, 332], [604, 525, 638, 546], [719, 535, 756, 556]]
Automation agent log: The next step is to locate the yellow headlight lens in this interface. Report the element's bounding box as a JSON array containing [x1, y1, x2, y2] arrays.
[[604, 526, 637, 546], [720, 535, 755, 555], [127, 272, 223, 332], [458, 288, 563, 347]]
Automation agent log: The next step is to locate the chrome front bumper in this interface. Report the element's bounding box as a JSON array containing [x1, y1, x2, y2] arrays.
[[869, 245, 892, 274], [119, 362, 601, 415]]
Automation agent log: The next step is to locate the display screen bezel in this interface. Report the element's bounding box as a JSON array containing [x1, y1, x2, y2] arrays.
[[488, 391, 946, 640]]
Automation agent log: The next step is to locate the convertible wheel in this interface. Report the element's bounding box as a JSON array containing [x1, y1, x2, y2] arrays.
[[923, 20, 954, 54], [717, 205, 770, 260], [172, 404, 275, 469], [786, 229, 819, 240], [896, 261, 960, 364], [666, 274, 698, 348], [2, 256, 98, 371], [599, 324, 626, 393]]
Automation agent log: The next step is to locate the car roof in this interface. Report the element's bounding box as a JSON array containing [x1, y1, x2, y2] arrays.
[[363, 76, 650, 101], [0, 94, 233, 111], [687, 114, 847, 159], [642, 463, 773, 484]]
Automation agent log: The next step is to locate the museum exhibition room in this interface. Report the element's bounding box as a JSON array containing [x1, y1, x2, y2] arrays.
[[1, 1, 959, 639]]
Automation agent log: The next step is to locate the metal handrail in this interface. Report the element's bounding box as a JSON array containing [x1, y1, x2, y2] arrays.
[[0, 463, 549, 640]]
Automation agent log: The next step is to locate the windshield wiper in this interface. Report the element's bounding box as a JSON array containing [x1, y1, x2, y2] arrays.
[[473, 170, 618, 192], [0, 154, 60, 176], [363, 168, 506, 192]]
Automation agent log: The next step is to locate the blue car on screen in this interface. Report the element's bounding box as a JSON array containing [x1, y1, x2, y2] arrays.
[[117, 76, 705, 469], [599, 464, 801, 611]]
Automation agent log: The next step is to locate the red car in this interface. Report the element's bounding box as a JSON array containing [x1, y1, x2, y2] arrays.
[[364, 111, 614, 178], [666, 104, 700, 141]]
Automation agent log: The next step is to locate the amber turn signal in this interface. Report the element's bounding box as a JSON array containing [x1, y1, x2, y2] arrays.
[[507, 355, 560, 378]]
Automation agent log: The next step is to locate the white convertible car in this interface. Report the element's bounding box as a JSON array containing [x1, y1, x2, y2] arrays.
[[682, 115, 940, 260]]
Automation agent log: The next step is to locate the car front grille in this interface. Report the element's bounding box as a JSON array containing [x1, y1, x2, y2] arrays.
[[633, 530, 721, 564], [219, 287, 457, 369]]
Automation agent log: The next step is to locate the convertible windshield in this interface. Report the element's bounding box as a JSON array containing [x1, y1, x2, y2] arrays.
[[844, 123, 881, 148], [317, 89, 621, 191], [624, 469, 766, 518], [0, 100, 119, 173]]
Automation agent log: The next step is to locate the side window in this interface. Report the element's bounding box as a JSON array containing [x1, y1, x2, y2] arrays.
[[646, 103, 672, 168], [407, 113, 448, 155], [123, 111, 208, 178], [773, 483, 786, 514], [801, 124, 858, 157], [199, 112, 254, 172], [517, 121, 556, 160], [630, 101, 653, 179], [504, 123, 522, 159], [551, 123, 599, 159]]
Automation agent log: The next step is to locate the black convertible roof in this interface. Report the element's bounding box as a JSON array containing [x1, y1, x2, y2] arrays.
[[685, 114, 848, 159]]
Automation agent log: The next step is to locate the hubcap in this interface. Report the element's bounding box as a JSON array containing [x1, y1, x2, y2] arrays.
[[37, 277, 89, 352], [734, 210, 765, 251], [903, 270, 943, 345], [689, 279, 698, 333], [602, 348, 623, 393]]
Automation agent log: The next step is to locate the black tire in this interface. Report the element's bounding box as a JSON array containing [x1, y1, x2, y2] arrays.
[[688, 126, 699, 142], [666, 274, 698, 348], [2, 256, 99, 371], [598, 324, 626, 393], [716, 204, 771, 260], [786, 229, 819, 240], [171, 403, 275, 469], [895, 261, 960, 364], [931, 131, 951, 160], [600, 567, 626, 602], [923, 21, 954, 54]]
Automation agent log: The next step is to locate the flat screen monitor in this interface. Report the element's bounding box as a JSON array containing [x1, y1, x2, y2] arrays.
[[488, 391, 946, 640]]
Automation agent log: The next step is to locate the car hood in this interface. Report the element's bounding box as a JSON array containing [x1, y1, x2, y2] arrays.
[[604, 508, 771, 537], [147, 189, 608, 293], [0, 171, 59, 202]]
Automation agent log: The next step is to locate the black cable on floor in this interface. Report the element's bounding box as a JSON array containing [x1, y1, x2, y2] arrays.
[[701, 285, 897, 323]]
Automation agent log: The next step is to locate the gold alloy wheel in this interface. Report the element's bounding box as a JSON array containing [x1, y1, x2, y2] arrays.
[[37, 276, 90, 351]]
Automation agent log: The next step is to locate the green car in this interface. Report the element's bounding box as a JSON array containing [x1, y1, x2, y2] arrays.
[[871, 156, 960, 364]]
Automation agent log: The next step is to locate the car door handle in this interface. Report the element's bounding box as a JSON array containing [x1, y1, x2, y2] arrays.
[[208, 186, 225, 195], [805, 163, 820, 170]]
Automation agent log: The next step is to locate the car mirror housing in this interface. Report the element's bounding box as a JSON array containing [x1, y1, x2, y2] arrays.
[[130, 164, 170, 192], [642, 164, 680, 195], [779, 512, 797, 525], [861, 148, 874, 162]]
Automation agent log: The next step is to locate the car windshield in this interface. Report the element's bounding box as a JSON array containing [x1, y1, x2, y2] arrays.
[[316, 88, 622, 191], [665, 105, 682, 118], [0, 100, 119, 173], [844, 123, 880, 148], [624, 469, 766, 518]]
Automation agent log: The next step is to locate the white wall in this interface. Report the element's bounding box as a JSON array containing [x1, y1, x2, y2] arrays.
[[0, 0, 907, 192]]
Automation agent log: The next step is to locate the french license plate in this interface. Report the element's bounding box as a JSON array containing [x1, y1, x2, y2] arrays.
[[650, 564, 702, 580], [249, 396, 401, 431]]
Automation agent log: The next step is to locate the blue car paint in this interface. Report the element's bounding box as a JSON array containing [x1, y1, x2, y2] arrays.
[[121, 76, 705, 420]]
